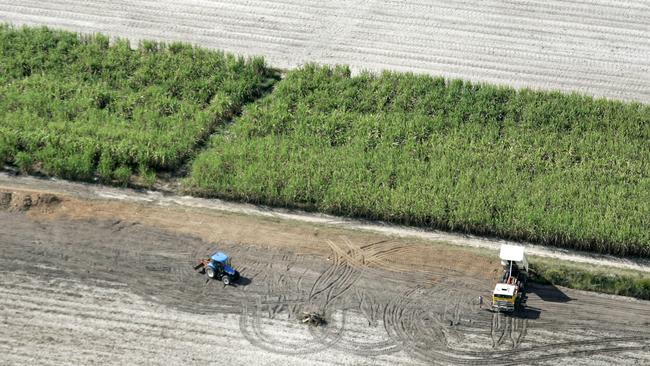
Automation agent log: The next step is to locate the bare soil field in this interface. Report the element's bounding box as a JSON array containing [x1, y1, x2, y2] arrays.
[[1, 187, 649, 365], [0, 0, 648, 103]]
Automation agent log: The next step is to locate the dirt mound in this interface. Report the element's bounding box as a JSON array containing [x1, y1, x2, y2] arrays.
[[0, 190, 60, 213]]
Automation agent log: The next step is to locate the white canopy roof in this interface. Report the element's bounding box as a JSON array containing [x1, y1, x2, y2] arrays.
[[493, 283, 516, 296], [499, 244, 529, 272], [500, 245, 525, 261]]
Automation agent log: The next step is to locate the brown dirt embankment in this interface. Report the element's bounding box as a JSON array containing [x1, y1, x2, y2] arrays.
[[0, 190, 60, 212], [0, 187, 502, 283]]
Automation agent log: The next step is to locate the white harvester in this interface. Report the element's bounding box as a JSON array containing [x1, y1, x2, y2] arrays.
[[492, 244, 528, 312]]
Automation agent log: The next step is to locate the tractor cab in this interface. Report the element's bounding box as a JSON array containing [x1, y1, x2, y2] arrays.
[[210, 252, 232, 268]]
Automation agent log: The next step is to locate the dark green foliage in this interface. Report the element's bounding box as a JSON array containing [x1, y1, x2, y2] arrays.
[[0, 25, 273, 182], [138, 165, 157, 189], [113, 166, 132, 186], [530, 261, 650, 300], [97, 151, 115, 183], [14, 151, 33, 174], [188, 64, 650, 257]]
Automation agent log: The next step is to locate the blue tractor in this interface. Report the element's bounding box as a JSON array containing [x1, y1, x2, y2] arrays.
[[194, 251, 240, 285]]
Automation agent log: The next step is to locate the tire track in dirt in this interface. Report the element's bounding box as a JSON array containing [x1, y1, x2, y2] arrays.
[[0, 274, 239, 364], [131, 234, 650, 364], [237, 238, 369, 355], [307, 239, 402, 356], [1, 271, 407, 366], [375, 279, 650, 365], [238, 303, 337, 355], [237, 238, 427, 357], [2, 198, 649, 364]]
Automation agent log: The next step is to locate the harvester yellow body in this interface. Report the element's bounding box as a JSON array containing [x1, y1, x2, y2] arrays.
[[492, 245, 528, 312]]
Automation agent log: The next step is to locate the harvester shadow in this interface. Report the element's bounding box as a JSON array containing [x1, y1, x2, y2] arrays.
[[528, 283, 572, 303], [486, 307, 541, 320], [514, 307, 541, 320]]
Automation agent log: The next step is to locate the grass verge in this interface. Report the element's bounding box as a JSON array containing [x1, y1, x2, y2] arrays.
[[529, 259, 650, 300]]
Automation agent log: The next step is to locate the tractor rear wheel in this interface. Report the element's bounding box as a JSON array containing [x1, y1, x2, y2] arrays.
[[206, 267, 215, 279], [222, 276, 230, 286]]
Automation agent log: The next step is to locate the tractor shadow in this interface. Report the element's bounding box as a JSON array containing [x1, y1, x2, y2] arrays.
[[234, 276, 252, 287], [200, 274, 252, 288]]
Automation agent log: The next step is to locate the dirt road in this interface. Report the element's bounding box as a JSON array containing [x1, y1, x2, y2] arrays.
[[1, 0, 648, 103], [1, 187, 649, 365], [1, 172, 648, 273]]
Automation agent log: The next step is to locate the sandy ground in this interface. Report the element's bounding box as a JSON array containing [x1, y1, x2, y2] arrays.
[[1, 172, 648, 273], [1, 186, 649, 365], [0, 0, 648, 103]]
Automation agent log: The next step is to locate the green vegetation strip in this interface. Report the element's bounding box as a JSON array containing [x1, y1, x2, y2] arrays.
[[530, 259, 650, 301], [0, 25, 274, 185], [2, 26, 649, 262], [188, 65, 650, 257]]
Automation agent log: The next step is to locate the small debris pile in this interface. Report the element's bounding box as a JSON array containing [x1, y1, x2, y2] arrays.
[[300, 311, 326, 327]]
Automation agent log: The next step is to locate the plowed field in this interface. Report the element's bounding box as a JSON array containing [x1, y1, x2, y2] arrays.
[[0, 0, 648, 102], [1, 187, 649, 365]]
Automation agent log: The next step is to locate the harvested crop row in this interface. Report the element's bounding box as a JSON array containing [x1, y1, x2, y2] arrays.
[[0, 25, 274, 183], [1, 0, 649, 103], [188, 65, 650, 257]]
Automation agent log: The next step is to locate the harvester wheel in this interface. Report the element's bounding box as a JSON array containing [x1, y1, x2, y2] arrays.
[[206, 267, 215, 278], [222, 276, 230, 286]]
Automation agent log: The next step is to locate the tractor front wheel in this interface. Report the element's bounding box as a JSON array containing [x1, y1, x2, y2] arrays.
[[222, 276, 231, 286], [206, 267, 215, 279]]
